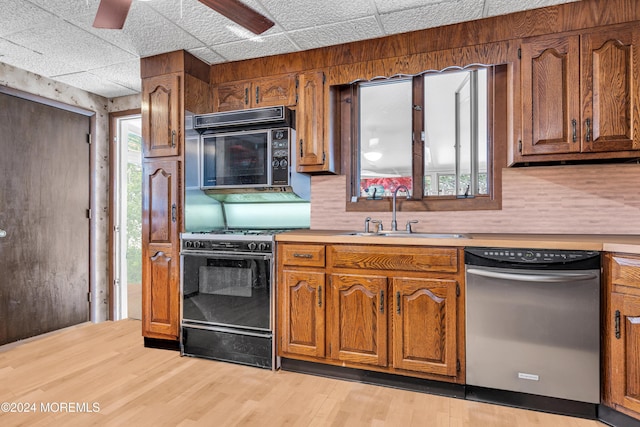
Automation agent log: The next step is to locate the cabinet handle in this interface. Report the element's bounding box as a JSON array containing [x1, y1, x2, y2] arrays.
[[318, 285, 322, 307], [255, 86, 260, 104], [171, 130, 176, 148], [380, 290, 384, 313], [396, 291, 401, 314], [571, 119, 577, 142], [171, 203, 177, 223], [299, 139, 304, 157], [293, 253, 312, 259], [585, 118, 591, 142], [244, 88, 249, 105], [615, 310, 621, 339]]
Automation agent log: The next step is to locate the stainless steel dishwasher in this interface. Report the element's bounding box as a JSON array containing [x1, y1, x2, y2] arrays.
[[465, 247, 601, 411]]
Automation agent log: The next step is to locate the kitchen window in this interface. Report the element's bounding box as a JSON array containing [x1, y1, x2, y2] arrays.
[[341, 64, 507, 212]]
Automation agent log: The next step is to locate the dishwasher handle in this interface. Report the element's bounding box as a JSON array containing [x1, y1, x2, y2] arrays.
[[466, 268, 598, 283]]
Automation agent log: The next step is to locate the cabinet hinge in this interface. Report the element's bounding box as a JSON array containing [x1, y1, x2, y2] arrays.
[[615, 310, 621, 339], [87, 292, 92, 303], [456, 283, 460, 297], [457, 359, 461, 372], [322, 72, 326, 84], [518, 140, 522, 153], [86, 208, 92, 219], [518, 48, 521, 59], [87, 133, 92, 144], [322, 152, 326, 164]]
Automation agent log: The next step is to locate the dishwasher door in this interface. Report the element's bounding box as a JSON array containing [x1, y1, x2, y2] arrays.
[[465, 265, 600, 403]]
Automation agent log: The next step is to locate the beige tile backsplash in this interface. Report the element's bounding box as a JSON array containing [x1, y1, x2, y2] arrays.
[[310, 163, 640, 235]]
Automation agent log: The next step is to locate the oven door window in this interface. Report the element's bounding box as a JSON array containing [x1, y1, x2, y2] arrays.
[[182, 254, 271, 331], [202, 131, 269, 188]]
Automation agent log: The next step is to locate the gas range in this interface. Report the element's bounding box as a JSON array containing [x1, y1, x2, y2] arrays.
[[181, 229, 293, 253]]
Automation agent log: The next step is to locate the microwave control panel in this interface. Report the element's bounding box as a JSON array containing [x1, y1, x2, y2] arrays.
[[271, 128, 290, 186]]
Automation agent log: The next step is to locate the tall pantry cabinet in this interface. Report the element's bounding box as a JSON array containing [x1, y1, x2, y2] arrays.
[[140, 51, 211, 345]]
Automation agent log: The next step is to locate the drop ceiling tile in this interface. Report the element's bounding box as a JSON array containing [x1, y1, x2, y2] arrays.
[[259, 0, 376, 31], [84, 59, 141, 93], [484, 0, 580, 17], [187, 47, 223, 65], [5, 18, 137, 74], [289, 17, 384, 51], [26, 0, 100, 19], [0, 37, 74, 77], [211, 34, 299, 62], [0, 0, 57, 36], [372, 0, 458, 15], [380, 0, 484, 35], [53, 71, 137, 98]]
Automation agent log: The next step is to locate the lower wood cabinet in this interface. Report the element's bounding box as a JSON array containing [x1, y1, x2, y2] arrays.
[[605, 252, 640, 421], [277, 242, 465, 383]]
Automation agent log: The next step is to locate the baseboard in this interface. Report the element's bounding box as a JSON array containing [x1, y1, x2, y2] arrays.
[[598, 405, 640, 427], [143, 337, 179, 351]]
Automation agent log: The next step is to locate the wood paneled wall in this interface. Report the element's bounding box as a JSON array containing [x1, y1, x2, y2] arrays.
[[310, 163, 640, 234]]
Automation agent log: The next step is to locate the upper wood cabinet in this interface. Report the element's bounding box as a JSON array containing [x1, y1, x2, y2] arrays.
[[142, 74, 181, 158], [295, 70, 339, 174], [519, 24, 640, 162], [213, 74, 296, 111]]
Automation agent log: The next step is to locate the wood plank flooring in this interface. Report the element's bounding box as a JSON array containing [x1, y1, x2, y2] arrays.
[[0, 320, 607, 427]]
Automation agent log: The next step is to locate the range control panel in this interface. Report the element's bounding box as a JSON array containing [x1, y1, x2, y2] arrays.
[[465, 247, 600, 264]]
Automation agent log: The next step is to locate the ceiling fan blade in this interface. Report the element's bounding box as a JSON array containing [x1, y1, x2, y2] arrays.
[[93, 0, 133, 29], [197, 0, 274, 35]]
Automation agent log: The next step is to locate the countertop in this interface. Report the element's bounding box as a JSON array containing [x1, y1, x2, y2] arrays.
[[275, 230, 640, 254]]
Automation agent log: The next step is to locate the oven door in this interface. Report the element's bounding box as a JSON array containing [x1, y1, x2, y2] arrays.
[[181, 251, 272, 331]]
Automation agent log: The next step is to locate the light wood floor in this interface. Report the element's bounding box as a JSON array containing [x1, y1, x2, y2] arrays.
[[0, 320, 607, 427]]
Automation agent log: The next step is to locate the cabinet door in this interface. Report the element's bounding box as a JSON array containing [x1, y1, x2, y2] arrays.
[[610, 292, 640, 415], [279, 269, 326, 358], [582, 26, 640, 153], [142, 160, 181, 339], [254, 74, 296, 107], [213, 81, 251, 112], [521, 35, 580, 156], [142, 74, 181, 157], [296, 71, 327, 172], [392, 278, 458, 376], [329, 273, 388, 366]]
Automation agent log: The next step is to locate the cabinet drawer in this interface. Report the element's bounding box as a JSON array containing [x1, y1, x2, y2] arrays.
[[330, 245, 458, 273], [280, 244, 325, 267], [610, 254, 640, 289]]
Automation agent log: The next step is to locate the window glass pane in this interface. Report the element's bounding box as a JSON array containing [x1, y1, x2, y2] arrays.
[[359, 79, 413, 198], [424, 68, 488, 196]]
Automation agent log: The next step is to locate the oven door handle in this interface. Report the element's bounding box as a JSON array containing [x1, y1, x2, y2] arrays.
[[181, 251, 271, 261], [466, 268, 598, 283]]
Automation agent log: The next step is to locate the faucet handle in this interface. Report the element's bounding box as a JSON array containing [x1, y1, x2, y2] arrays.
[[405, 220, 418, 233], [370, 220, 384, 233], [364, 217, 372, 233]]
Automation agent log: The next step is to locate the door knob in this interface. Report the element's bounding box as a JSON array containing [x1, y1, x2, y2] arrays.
[[0, 229, 6, 238]]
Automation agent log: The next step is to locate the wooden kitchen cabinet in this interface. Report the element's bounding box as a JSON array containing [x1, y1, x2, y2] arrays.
[[142, 160, 181, 339], [213, 74, 296, 111], [278, 244, 326, 358], [392, 277, 459, 376], [605, 253, 640, 421], [142, 74, 181, 158], [277, 242, 464, 383], [519, 24, 640, 162], [140, 51, 211, 344], [329, 273, 388, 366]]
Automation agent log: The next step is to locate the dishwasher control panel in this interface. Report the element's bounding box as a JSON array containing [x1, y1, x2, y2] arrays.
[[465, 247, 601, 269]]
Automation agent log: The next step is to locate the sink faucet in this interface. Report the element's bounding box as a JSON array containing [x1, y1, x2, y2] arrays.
[[391, 185, 410, 231]]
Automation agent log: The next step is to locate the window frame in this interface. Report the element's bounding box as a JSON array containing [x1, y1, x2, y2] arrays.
[[340, 64, 508, 213]]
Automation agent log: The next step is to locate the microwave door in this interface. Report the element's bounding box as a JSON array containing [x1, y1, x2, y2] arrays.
[[201, 131, 270, 189]]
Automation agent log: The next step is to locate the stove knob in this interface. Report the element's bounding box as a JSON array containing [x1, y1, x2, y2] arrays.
[[258, 242, 268, 251], [248, 242, 257, 251], [194, 241, 202, 249]]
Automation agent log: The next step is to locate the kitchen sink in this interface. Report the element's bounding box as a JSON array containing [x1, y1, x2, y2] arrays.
[[342, 231, 471, 239]]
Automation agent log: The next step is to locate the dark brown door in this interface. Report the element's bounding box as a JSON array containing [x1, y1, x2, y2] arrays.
[[0, 91, 90, 345]]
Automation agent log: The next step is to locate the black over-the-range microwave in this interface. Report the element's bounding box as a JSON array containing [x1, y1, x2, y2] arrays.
[[193, 106, 295, 189]]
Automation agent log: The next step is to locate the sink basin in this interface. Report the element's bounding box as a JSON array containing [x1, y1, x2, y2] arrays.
[[342, 231, 470, 239]]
